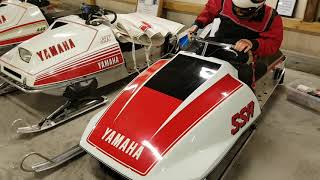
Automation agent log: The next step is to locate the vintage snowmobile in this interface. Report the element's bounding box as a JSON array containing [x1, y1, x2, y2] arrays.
[[0, 5, 183, 134], [20, 38, 285, 179], [0, 0, 79, 92], [0, 0, 76, 54]]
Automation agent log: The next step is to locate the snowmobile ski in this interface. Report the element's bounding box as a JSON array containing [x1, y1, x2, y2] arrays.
[[13, 96, 108, 134], [20, 145, 85, 173], [0, 81, 17, 95]]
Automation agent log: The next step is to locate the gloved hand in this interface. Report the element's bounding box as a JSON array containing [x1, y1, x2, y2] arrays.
[[188, 25, 199, 34], [234, 39, 253, 53], [232, 48, 253, 64]]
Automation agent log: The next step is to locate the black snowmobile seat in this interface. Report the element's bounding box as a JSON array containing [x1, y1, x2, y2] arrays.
[[237, 50, 284, 86], [44, 9, 81, 25], [255, 50, 284, 81]]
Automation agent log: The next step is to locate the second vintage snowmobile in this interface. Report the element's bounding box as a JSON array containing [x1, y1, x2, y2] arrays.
[[0, 0, 77, 54], [0, 0, 80, 93], [0, 4, 184, 134], [19, 38, 285, 179]]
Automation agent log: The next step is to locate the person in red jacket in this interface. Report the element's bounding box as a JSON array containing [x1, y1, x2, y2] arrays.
[[189, 0, 283, 87], [189, 0, 283, 58]]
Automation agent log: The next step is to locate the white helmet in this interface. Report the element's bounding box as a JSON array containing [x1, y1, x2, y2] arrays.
[[232, 0, 266, 19]]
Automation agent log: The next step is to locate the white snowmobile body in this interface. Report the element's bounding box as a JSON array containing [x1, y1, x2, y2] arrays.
[[0, 0, 48, 50], [80, 51, 262, 179], [0, 15, 161, 96]]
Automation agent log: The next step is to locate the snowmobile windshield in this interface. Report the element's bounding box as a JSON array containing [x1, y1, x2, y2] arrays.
[[145, 54, 221, 100], [27, 0, 50, 7], [51, 21, 68, 30]]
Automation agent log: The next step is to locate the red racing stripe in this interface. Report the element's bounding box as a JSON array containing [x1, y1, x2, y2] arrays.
[[87, 85, 183, 174], [47, 47, 119, 74], [34, 52, 123, 86], [36, 45, 119, 79], [149, 74, 242, 156], [87, 74, 243, 175], [0, 20, 47, 34], [36, 48, 121, 81], [100, 60, 169, 121]]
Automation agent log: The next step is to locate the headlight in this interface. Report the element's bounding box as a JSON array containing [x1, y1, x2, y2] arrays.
[[18, 47, 32, 63]]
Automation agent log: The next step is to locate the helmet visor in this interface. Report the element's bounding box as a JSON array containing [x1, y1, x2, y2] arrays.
[[232, 4, 258, 19], [251, 0, 265, 3]]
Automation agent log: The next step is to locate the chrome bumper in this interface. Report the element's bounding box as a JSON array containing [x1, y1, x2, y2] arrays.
[[0, 72, 44, 93], [0, 70, 97, 94]]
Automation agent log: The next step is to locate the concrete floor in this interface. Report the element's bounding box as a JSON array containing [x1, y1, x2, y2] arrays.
[[0, 69, 319, 180]]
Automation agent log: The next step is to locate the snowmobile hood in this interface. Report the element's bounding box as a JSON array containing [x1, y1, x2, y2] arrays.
[[1, 15, 98, 75], [0, 0, 28, 30], [80, 52, 260, 179], [0, 0, 47, 46]]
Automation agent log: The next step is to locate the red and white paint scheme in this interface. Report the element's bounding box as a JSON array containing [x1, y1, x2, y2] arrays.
[[0, 14, 161, 96], [0, 0, 48, 49], [80, 51, 262, 179]]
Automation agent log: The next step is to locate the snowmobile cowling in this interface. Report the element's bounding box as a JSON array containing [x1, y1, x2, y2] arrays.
[[80, 51, 261, 179], [0, 0, 48, 48], [0, 15, 122, 90]]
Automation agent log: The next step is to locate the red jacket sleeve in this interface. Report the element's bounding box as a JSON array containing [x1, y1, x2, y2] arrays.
[[195, 0, 223, 28], [252, 15, 284, 57]]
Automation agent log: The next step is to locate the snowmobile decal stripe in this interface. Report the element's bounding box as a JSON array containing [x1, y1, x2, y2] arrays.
[[95, 60, 170, 123], [36, 52, 120, 81], [0, 32, 41, 46], [35, 51, 121, 84], [35, 46, 120, 80], [0, 19, 47, 34], [36, 45, 119, 79], [43, 46, 119, 75], [34, 51, 123, 86], [87, 74, 242, 175], [0, 44, 116, 80]]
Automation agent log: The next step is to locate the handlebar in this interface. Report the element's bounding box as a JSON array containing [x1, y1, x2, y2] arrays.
[[195, 38, 234, 49], [192, 37, 239, 57], [183, 36, 250, 64], [104, 9, 117, 24]]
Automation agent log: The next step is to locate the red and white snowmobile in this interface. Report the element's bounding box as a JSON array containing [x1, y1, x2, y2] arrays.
[[0, 0, 74, 54], [20, 38, 285, 179], [0, 0, 79, 92], [0, 4, 184, 134]]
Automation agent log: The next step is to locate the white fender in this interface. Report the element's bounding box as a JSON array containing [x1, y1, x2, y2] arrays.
[[0, 0, 48, 48]]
